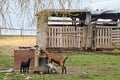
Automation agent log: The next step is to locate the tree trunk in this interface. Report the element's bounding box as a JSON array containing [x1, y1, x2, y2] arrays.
[[36, 15, 48, 50]]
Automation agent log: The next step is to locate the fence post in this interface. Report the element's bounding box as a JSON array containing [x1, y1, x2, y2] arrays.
[[85, 26, 88, 50], [0, 28, 1, 35], [20, 28, 23, 36], [91, 23, 96, 51]]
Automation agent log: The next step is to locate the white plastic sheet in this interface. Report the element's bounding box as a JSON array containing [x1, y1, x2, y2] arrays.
[[84, 0, 120, 14]]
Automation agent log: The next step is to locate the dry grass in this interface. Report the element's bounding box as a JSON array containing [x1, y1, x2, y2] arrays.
[[0, 36, 36, 48], [111, 49, 120, 54], [0, 36, 36, 56]]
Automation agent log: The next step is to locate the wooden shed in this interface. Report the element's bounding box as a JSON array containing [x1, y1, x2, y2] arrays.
[[36, 9, 91, 50], [36, 9, 120, 50]]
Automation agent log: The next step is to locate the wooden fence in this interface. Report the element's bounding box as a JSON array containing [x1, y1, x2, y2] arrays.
[[47, 26, 120, 49], [47, 26, 92, 48], [96, 26, 120, 48]]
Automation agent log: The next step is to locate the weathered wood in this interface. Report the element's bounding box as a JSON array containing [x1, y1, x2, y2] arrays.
[[57, 31, 82, 34], [37, 21, 120, 49], [91, 24, 96, 50], [47, 26, 83, 48], [0, 68, 14, 73], [19, 46, 32, 49]]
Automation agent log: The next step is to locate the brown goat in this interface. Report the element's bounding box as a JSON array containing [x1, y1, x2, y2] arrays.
[[37, 53, 47, 58], [38, 49, 68, 74]]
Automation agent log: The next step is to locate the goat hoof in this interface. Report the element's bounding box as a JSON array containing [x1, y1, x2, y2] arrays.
[[40, 71, 43, 75]]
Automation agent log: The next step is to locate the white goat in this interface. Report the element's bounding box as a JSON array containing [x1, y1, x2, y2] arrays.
[[47, 63, 57, 74]]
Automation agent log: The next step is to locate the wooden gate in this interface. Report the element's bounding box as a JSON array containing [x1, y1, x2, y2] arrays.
[[47, 26, 92, 48], [96, 26, 120, 48]]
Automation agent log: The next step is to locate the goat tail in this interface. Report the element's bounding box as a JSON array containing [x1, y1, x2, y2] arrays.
[[64, 57, 68, 63]]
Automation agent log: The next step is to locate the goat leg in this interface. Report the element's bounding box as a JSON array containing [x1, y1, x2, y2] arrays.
[[62, 67, 64, 74], [23, 68, 24, 72], [47, 68, 50, 74], [50, 69, 52, 73], [47, 67, 52, 74], [23, 68, 26, 72], [61, 67, 67, 74], [27, 67, 29, 73], [20, 66, 22, 73], [64, 66, 67, 74], [53, 68, 57, 73]]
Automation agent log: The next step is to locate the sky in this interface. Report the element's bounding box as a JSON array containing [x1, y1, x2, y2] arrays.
[[0, 0, 119, 35]]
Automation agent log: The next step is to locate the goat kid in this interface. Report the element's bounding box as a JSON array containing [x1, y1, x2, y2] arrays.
[[47, 63, 58, 74], [20, 58, 33, 73], [41, 49, 68, 74]]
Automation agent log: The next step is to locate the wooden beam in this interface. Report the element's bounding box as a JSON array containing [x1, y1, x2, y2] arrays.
[[62, 34, 83, 37], [57, 31, 82, 34], [48, 20, 84, 23]]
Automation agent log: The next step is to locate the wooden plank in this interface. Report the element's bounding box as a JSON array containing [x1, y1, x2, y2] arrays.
[[110, 28, 112, 47], [105, 28, 107, 47], [60, 27, 62, 47], [56, 27, 59, 47], [107, 28, 109, 47], [51, 27, 54, 47], [99, 29, 101, 47], [96, 29, 98, 47], [103, 29, 105, 47], [56, 31, 82, 34]]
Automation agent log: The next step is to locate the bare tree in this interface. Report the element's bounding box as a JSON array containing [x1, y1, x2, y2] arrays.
[[0, 0, 91, 28]]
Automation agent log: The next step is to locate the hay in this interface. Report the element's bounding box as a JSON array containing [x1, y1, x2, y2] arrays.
[[0, 37, 36, 48], [111, 49, 120, 54]]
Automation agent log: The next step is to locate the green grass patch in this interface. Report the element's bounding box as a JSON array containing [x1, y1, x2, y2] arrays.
[[32, 75, 79, 80], [0, 47, 13, 69], [0, 73, 5, 80], [0, 55, 13, 69], [67, 53, 120, 66], [0, 48, 120, 80], [7, 72, 25, 80]]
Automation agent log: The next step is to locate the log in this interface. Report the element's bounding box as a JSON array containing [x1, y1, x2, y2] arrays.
[[0, 68, 14, 73]]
